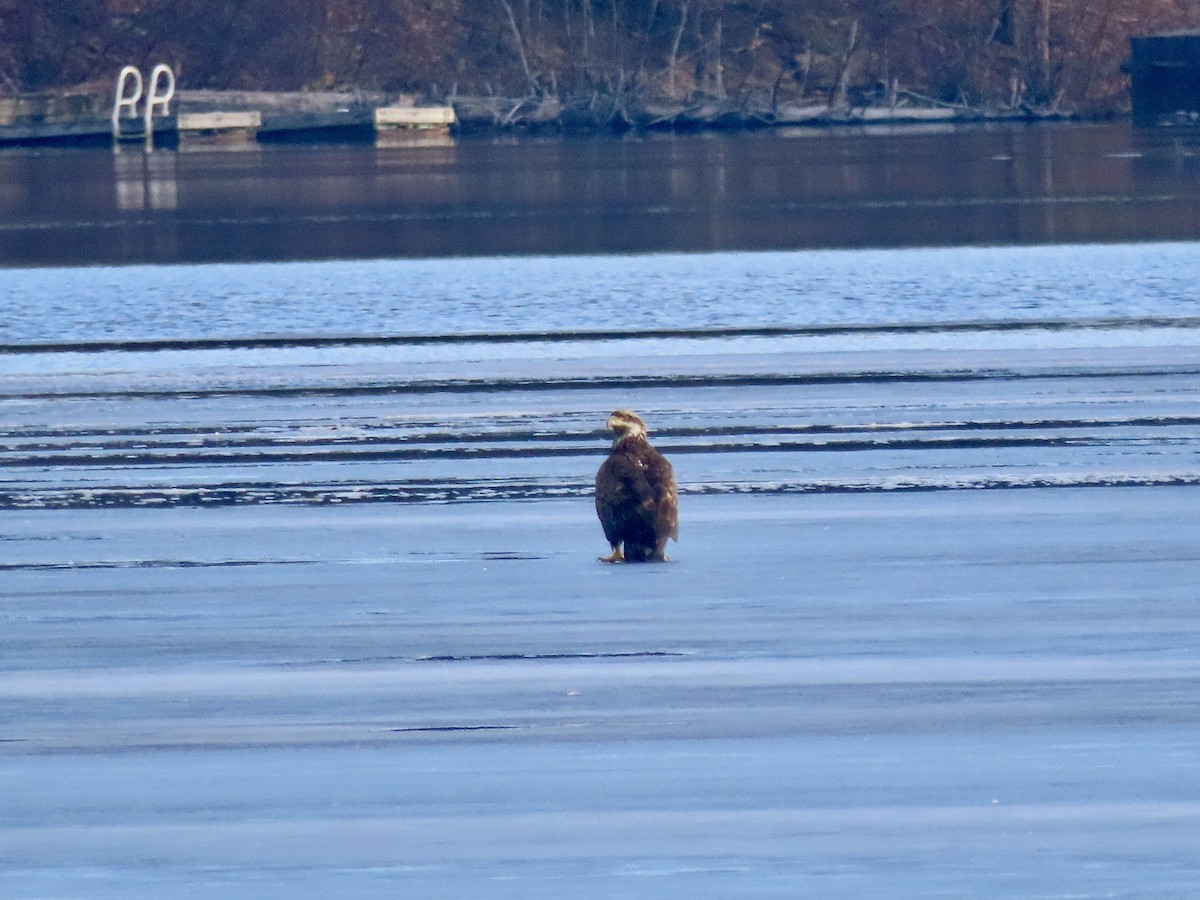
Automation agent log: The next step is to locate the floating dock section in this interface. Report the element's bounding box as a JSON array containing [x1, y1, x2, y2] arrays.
[[374, 105, 456, 145], [0, 68, 459, 148], [176, 111, 261, 146]]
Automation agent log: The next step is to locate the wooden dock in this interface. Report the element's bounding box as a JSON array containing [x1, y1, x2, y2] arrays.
[[0, 89, 456, 148], [177, 111, 261, 145]]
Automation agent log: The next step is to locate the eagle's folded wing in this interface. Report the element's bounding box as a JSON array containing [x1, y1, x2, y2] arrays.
[[596, 453, 657, 542]]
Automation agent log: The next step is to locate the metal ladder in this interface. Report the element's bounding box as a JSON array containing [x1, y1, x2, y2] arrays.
[[112, 64, 175, 146]]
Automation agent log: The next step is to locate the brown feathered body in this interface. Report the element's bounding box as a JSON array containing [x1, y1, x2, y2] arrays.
[[595, 410, 678, 562]]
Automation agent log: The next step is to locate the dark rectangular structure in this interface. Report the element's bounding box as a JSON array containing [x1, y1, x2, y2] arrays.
[[1130, 32, 1200, 126]]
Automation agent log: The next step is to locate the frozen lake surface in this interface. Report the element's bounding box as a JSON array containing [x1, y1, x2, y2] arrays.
[[2, 242, 1200, 895]]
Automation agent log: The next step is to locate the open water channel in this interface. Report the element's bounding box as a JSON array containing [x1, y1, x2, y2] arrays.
[[1, 122, 1199, 896]]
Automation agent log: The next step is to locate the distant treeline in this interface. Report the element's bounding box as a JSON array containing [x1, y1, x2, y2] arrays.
[[3, 0, 1195, 120]]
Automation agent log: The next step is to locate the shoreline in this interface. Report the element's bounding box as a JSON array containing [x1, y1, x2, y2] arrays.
[[0, 86, 1109, 148]]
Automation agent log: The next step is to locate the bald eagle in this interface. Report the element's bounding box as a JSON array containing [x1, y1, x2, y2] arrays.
[[595, 409, 678, 563]]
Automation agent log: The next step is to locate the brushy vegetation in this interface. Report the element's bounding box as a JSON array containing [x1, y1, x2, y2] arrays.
[[4, 0, 1198, 121]]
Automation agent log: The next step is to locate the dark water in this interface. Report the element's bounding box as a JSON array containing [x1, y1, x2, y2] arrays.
[[6, 121, 1200, 266]]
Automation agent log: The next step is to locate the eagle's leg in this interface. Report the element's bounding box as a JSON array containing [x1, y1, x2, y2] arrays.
[[598, 545, 624, 563], [653, 538, 669, 562]]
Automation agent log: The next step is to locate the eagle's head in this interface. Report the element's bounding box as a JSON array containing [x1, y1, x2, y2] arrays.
[[606, 409, 648, 447]]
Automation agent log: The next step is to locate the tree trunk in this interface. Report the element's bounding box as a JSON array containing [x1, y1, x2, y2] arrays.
[[668, 0, 688, 98], [636, 0, 661, 83], [582, 0, 594, 79], [711, 14, 725, 99], [1036, 0, 1051, 100], [830, 19, 858, 109], [497, 0, 538, 93]]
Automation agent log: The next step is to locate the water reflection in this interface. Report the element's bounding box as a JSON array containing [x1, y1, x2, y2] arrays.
[[4, 122, 1200, 266], [113, 148, 178, 212]]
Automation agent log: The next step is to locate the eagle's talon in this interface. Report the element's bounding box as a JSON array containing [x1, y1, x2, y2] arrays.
[[598, 548, 624, 563]]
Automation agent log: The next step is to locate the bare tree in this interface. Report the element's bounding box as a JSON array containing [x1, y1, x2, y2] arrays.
[[667, 0, 689, 97], [496, 0, 539, 92], [4, 0, 1199, 118], [710, 9, 725, 98], [830, 18, 858, 109]]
